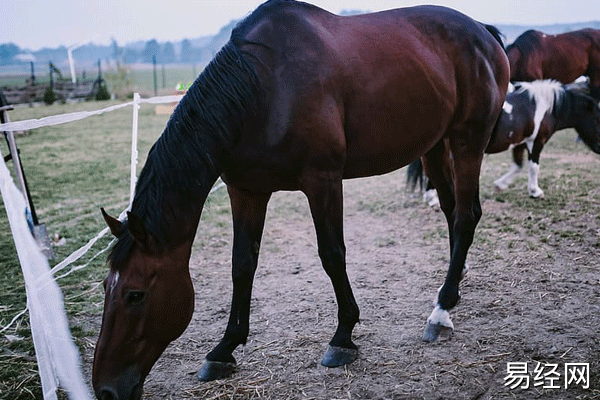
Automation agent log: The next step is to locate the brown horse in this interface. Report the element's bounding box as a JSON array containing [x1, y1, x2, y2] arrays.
[[92, 1, 509, 398], [507, 29, 600, 98]]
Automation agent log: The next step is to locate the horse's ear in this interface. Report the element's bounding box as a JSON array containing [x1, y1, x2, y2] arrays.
[[101, 208, 124, 238], [127, 211, 153, 250]]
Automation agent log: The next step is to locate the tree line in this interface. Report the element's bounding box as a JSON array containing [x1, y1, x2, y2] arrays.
[[0, 18, 237, 68]]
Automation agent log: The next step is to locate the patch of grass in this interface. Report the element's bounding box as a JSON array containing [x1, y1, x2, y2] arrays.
[[481, 128, 599, 249]]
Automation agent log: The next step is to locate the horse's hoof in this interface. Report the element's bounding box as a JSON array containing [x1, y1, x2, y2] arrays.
[[422, 321, 453, 342], [529, 190, 545, 198], [197, 360, 236, 381], [321, 345, 359, 367]]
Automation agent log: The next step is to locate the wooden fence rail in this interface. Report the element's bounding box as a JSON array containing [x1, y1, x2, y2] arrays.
[[1, 80, 96, 105]]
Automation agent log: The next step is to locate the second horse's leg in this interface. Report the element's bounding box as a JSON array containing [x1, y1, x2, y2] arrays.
[[494, 143, 526, 190]]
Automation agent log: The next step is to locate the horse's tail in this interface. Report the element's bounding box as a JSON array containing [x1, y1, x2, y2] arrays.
[[406, 158, 425, 192], [484, 24, 505, 51]]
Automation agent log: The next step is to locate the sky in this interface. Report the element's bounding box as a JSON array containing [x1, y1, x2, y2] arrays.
[[4, 0, 600, 51]]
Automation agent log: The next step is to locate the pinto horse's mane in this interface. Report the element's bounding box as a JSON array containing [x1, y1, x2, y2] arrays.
[[514, 79, 566, 116], [108, 34, 260, 271]]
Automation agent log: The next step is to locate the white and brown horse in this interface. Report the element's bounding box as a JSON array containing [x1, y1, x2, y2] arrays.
[[490, 80, 600, 197], [408, 80, 600, 199]]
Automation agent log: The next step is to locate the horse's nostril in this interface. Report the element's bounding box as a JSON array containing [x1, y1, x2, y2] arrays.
[[99, 388, 118, 400]]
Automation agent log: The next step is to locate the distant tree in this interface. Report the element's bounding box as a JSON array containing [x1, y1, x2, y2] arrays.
[[95, 82, 111, 101], [111, 38, 122, 61], [0, 43, 21, 64], [179, 38, 204, 63], [122, 48, 139, 64], [180, 39, 192, 63], [142, 39, 160, 63], [161, 42, 176, 64], [43, 86, 57, 105]]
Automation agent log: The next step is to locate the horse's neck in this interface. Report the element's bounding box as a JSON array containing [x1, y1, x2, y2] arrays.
[[132, 133, 224, 250], [170, 177, 219, 245], [139, 40, 258, 247], [165, 147, 223, 246]]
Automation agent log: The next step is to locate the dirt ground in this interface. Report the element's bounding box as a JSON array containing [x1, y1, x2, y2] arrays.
[[82, 148, 600, 400]]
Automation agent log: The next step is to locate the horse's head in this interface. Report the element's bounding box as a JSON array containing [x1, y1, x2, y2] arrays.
[[92, 209, 195, 400], [570, 90, 600, 154]]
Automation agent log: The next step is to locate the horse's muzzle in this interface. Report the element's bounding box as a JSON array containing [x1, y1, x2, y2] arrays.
[[95, 383, 142, 400], [93, 366, 143, 400]]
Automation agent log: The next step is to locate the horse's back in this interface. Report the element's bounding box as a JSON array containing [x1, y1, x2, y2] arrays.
[[228, 1, 508, 187], [509, 28, 600, 84]]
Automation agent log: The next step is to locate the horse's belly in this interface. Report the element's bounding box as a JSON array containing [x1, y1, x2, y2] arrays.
[[342, 107, 450, 178], [340, 77, 455, 177], [343, 146, 419, 179]]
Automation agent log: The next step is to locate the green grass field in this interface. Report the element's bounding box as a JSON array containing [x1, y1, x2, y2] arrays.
[[0, 96, 598, 399]]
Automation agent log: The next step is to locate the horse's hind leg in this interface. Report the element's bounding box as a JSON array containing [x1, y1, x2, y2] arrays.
[[422, 137, 484, 342], [422, 141, 456, 255], [198, 186, 271, 381], [302, 176, 360, 368]]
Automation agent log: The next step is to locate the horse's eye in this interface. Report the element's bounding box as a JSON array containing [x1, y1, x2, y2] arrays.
[[126, 291, 147, 305]]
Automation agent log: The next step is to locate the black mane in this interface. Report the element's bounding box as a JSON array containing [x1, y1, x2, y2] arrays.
[[108, 37, 260, 270]]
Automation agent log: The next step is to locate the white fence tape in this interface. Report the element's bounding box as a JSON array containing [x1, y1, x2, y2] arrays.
[[0, 95, 183, 133], [0, 307, 27, 334], [138, 94, 183, 104], [130, 93, 141, 204], [0, 146, 92, 400], [0, 102, 133, 132]]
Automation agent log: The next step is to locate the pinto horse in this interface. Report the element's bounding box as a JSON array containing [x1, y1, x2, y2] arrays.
[[491, 80, 600, 197], [92, 1, 509, 398], [507, 29, 600, 98], [407, 80, 600, 199]]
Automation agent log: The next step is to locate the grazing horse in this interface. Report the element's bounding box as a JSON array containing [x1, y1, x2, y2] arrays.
[[491, 80, 600, 197], [507, 29, 600, 98], [92, 1, 509, 399], [407, 80, 600, 199]]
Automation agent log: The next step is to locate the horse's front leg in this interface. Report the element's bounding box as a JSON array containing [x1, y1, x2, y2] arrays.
[[527, 142, 545, 198], [198, 186, 271, 381], [302, 176, 360, 368], [494, 143, 526, 190]]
